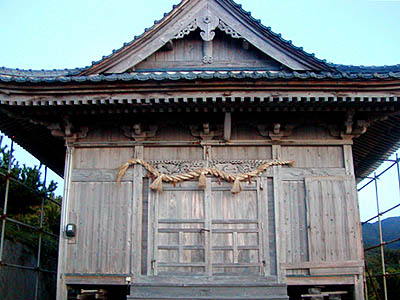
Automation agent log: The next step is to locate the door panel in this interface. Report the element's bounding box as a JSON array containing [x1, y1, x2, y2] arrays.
[[211, 181, 264, 276], [150, 184, 206, 275], [305, 176, 362, 263], [148, 179, 268, 278]]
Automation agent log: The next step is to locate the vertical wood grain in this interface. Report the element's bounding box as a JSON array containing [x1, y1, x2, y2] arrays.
[[281, 146, 344, 168], [272, 145, 283, 281], [305, 176, 361, 264]]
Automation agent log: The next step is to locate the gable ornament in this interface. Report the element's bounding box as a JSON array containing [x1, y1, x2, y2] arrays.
[[197, 15, 219, 42], [173, 16, 242, 65]]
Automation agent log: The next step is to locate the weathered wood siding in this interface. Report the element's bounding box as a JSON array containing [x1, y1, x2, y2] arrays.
[[144, 147, 203, 160], [305, 177, 362, 265], [281, 146, 344, 168], [279, 181, 308, 270], [135, 30, 282, 71], [61, 123, 363, 295], [66, 148, 134, 274], [67, 182, 132, 274], [212, 146, 272, 160]]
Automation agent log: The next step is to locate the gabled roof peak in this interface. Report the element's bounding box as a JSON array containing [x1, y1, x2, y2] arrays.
[[79, 0, 334, 75]]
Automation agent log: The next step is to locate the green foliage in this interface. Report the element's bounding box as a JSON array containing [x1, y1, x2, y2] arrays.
[[0, 137, 59, 215], [0, 135, 61, 270], [365, 247, 400, 300]]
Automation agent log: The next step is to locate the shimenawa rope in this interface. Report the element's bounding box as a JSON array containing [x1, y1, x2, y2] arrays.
[[117, 159, 294, 194]]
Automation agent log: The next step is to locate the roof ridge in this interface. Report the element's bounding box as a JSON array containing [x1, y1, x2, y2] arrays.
[[0, 66, 86, 77], [223, 0, 330, 66], [86, 0, 186, 70], [331, 63, 400, 72], [1, 69, 400, 83]]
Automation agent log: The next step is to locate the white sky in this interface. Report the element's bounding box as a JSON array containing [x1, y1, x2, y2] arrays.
[[1, 0, 400, 222]]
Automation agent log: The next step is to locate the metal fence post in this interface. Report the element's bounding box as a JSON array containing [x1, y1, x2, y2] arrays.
[[374, 173, 388, 300], [34, 166, 47, 300], [0, 138, 13, 263]]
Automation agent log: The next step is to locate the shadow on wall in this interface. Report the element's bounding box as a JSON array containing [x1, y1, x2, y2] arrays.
[[0, 240, 56, 300]]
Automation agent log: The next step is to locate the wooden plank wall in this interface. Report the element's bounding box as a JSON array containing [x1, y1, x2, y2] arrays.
[[135, 30, 281, 70], [279, 180, 308, 274], [66, 147, 134, 275], [61, 124, 363, 297], [279, 144, 363, 282], [267, 178, 277, 276], [305, 177, 363, 273]]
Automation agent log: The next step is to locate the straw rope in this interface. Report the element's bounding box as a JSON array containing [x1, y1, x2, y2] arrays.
[[117, 159, 294, 194]]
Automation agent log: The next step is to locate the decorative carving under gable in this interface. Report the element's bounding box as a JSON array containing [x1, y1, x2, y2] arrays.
[[122, 124, 158, 141], [217, 20, 241, 39], [172, 16, 242, 66], [173, 20, 198, 39], [173, 18, 241, 41], [197, 15, 219, 41]]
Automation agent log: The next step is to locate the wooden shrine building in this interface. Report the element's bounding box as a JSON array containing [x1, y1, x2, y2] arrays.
[[1, 0, 400, 299]]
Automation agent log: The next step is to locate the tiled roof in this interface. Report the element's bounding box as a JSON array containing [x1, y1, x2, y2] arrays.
[[1, 69, 400, 84], [0, 67, 83, 77], [1, 0, 399, 81], [332, 64, 400, 73]]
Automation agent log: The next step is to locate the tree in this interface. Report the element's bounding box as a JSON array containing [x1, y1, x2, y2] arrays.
[[0, 135, 61, 259]]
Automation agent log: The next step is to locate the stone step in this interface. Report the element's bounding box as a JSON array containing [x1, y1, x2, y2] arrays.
[[128, 283, 289, 300]]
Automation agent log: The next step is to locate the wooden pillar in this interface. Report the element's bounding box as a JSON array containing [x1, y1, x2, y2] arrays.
[[56, 145, 74, 300], [272, 144, 283, 282], [131, 146, 144, 278], [343, 144, 365, 300]]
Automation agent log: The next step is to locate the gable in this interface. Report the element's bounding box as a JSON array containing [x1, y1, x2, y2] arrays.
[[80, 0, 332, 75], [135, 28, 285, 71]]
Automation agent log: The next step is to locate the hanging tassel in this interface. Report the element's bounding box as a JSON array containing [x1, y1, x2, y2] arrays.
[[231, 177, 242, 194], [150, 175, 164, 192], [117, 162, 132, 183], [198, 172, 207, 189]]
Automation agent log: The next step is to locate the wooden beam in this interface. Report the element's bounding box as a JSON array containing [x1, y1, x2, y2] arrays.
[[281, 260, 364, 270], [286, 275, 354, 286], [69, 139, 354, 148]]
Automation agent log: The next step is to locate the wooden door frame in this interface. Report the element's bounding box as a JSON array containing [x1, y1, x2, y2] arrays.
[[145, 177, 270, 279]]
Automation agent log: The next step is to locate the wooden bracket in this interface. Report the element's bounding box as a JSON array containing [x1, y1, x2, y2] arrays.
[[257, 123, 294, 141], [40, 118, 88, 141], [338, 112, 371, 140], [190, 123, 222, 140], [122, 124, 158, 141]]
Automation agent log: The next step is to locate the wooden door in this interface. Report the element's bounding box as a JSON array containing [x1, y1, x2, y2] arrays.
[[211, 180, 265, 276], [305, 176, 363, 263], [147, 178, 268, 277], [148, 182, 207, 276]]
